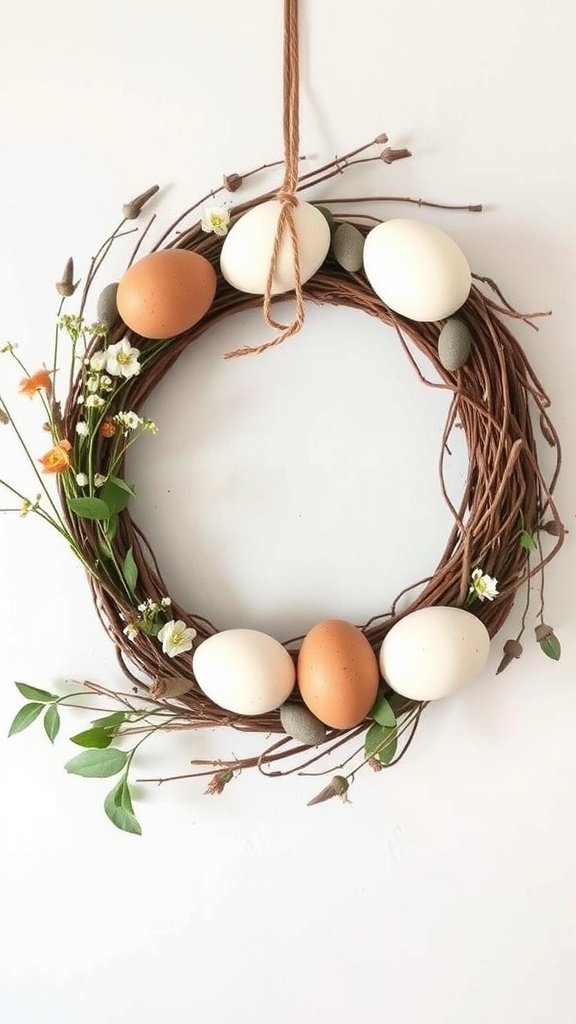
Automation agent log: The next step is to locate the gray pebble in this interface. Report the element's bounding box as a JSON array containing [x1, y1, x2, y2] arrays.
[[279, 702, 327, 746], [332, 222, 365, 273], [438, 317, 472, 370], [97, 282, 120, 328]]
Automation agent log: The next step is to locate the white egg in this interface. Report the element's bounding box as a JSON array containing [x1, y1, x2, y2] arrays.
[[379, 606, 490, 701], [363, 219, 472, 322], [220, 199, 331, 295], [192, 628, 296, 715]]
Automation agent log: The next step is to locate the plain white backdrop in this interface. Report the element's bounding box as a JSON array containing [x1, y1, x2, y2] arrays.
[[1, 2, 575, 1023]]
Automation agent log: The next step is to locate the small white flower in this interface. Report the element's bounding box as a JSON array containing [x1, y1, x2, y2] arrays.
[[469, 568, 499, 602], [77, 394, 85, 405], [161, 596, 172, 607], [142, 418, 158, 434], [114, 410, 141, 431], [90, 351, 107, 371], [123, 623, 139, 641], [76, 472, 89, 487], [157, 619, 197, 658], [86, 394, 105, 409], [99, 374, 113, 392], [94, 473, 107, 488], [201, 206, 231, 236], [106, 340, 141, 379], [75, 421, 89, 436], [86, 375, 100, 393]]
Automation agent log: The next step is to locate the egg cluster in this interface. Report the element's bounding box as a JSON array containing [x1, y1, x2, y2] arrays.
[[112, 199, 474, 375], [188, 608, 490, 739]]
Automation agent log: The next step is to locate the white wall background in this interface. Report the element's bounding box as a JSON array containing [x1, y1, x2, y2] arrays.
[[1, 2, 575, 1022]]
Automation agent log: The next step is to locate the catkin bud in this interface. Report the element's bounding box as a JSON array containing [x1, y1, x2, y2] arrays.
[[307, 775, 350, 806], [223, 172, 243, 192], [535, 624, 553, 643], [122, 184, 159, 219], [380, 147, 412, 164], [56, 257, 78, 297], [496, 638, 524, 675], [149, 675, 192, 700], [541, 520, 565, 538]]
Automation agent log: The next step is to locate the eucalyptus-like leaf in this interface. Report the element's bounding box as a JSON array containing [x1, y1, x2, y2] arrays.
[[100, 477, 133, 516], [520, 530, 537, 552], [15, 682, 58, 703], [104, 779, 142, 835], [122, 548, 138, 595], [43, 704, 60, 743], [105, 514, 118, 542], [8, 702, 44, 737], [369, 692, 396, 728], [539, 634, 561, 661], [364, 721, 397, 763], [65, 747, 128, 778], [70, 727, 114, 749], [68, 496, 111, 520], [91, 711, 131, 730]]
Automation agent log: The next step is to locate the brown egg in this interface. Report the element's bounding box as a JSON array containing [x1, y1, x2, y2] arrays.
[[297, 619, 379, 729], [116, 249, 217, 339]]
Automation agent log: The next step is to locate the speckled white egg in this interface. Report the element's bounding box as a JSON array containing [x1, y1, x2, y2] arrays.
[[192, 629, 296, 715], [379, 606, 490, 701], [219, 200, 331, 295], [363, 219, 472, 322]]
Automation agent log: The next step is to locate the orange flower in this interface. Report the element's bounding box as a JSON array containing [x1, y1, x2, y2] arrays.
[[39, 439, 72, 474], [19, 368, 54, 398], [100, 418, 117, 438]]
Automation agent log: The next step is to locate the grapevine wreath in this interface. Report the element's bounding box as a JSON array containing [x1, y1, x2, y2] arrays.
[[4, 0, 564, 832]]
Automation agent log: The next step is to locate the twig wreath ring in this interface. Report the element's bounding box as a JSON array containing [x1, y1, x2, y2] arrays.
[[3, 0, 564, 832]]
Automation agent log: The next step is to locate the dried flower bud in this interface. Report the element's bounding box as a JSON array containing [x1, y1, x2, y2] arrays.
[[535, 623, 553, 643], [540, 519, 566, 538], [367, 756, 383, 773], [307, 775, 350, 806], [56, 257, 78, 297], [223, 172, 243, 192], [205, 768, 234, 796], [122, 184, 159, 220], [496, 638, 524, 675], [149, 675, 192, 700], [0, 410, 9, 425], [380, 147, 412, 165], [374, 132, 389, 144]]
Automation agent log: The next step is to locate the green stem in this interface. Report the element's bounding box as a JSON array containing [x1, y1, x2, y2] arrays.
[[0, 395, 68, 527]]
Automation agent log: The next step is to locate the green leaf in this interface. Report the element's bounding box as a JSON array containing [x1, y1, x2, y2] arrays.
[[104, 779, 142, 835], [43, 704, 60, 743], [68, 496, 111, 520], [105, 514, 118, 542], [387, 692, 413, 717], [15, 682, 58, 703], [70, 727, 114, 749], [122, 547, 138, 595], [91, 711, 130, 729], [364, 721, 397, 763], [100, 477, 133, 516], [65, 747, 128, 778], [377, 728, 398, 764], [539, 634, 561, 661], [369, 692, 396, 728], [520, 530, 537, 552], [8, 702, 45, 737]]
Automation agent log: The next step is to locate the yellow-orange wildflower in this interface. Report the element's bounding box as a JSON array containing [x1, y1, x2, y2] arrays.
[[19, 368, 54, 398], [39, 439, 72, 474], [100, 418, 117, 438]]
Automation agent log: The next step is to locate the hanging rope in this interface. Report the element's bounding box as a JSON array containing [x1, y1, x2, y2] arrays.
[[227, 0, 305, 358]]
